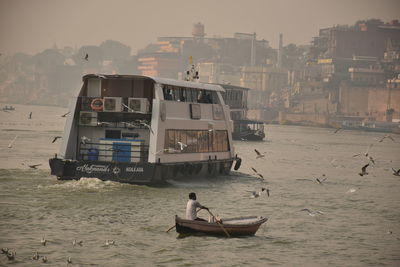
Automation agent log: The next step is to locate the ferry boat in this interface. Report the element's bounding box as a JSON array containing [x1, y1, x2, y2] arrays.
[[49, 74, 242, 185], [218, 84, 265, 141]]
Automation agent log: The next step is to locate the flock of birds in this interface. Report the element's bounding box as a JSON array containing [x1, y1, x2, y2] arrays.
[[245, 130, 399, 217], [1, 236, 116, 264], [3, 109, 70, 169]]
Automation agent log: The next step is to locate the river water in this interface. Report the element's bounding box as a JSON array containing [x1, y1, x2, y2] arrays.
[[0, 104, 399, 266]]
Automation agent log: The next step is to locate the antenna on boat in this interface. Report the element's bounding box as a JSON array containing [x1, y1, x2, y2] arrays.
[[185, 56, 199, 82]]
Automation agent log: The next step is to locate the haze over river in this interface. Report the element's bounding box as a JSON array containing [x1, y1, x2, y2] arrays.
[[0, 104, 399, 266]]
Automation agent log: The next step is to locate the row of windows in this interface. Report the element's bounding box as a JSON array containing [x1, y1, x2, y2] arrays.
[[162, 85, 219, 104], [164, 129, 229, 153]]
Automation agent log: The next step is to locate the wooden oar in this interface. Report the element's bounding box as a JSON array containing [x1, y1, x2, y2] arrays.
[[206, 209, 230, 238], [165, 224, 176, 233]]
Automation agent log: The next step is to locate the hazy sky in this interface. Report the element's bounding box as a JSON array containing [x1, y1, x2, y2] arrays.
[[0, 0, 399, 55]]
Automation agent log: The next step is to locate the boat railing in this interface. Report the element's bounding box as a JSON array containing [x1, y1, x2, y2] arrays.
[[78, 142, 149, 162]]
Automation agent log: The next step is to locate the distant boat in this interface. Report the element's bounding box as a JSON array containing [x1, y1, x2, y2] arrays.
[[2, 106, 15, 111], [175, 215, 267, 237]]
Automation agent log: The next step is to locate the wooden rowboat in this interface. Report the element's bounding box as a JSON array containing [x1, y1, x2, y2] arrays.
[[175, 215, 268, 237]]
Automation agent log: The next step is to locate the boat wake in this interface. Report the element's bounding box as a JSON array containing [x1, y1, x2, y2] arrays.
[[45, 177, 122, 191]]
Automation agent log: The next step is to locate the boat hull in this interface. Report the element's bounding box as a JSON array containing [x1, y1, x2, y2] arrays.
[[49, 157, 234, 185], [175, 216, 268, 237]]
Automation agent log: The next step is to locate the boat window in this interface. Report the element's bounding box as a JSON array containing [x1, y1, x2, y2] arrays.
[[164, 129, 229, 153], [162, 85, 218, 104]]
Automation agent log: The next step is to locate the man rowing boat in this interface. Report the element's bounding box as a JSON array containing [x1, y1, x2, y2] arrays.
[[186, 192, 209, 221]]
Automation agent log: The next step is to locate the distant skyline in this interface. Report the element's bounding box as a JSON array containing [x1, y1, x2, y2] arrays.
[[0, 0, 399, 55]]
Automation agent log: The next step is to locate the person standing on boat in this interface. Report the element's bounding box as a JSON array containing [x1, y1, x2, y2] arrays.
[[186, 192, 208, 221]]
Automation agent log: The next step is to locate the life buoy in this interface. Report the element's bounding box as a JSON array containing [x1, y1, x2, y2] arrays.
[[91, 98, 103, 111], [234, 158, 242, 170]]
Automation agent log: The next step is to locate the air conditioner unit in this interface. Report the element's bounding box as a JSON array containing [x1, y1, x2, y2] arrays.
[[79, 111, 97, 126], [103, 97, 123, 112], [128, 98, 149, 113]]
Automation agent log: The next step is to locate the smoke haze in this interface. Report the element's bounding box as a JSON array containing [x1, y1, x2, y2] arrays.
[[0, 0, 399, 54]]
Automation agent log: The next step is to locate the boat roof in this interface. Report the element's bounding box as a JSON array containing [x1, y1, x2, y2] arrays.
[[216, 83, 250, 91], [83, 74, 225, 92]]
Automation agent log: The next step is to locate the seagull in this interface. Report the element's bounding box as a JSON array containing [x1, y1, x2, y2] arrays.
[[359, 163, 369, 176], [250, 167, 264, 179], [73, 239, 83, 246], [52, 136, 62, 143], [378, 135, 395, 143], [81, 136, 91, 145], [32, 251, 40, 260], [334, 127, 342, 133], [368, 156, 375, 165], [346, 188, 357, 193], [353, 143, 373, 158], [83, 53, 89, 61], [42, 256, 47, 263], [7, 135, 18, 148], [247, 188, 267, 198], [392, 168, 400, 176], [97, 121, 113, 127], [135, 120, 154, 134], [300, 208, 324, 216], [61, 111, 71, 117], [254, 149, 265, 159], [316, 176, 327, 184], [28, 112, 32, 119], [67, 257, 72, 264], [28, 164, 42, 169], [6, 251, 16, 261], [177, 142, 187, 151], [122, 103, 134, 112], [105, 240, 115, 246], [1, 248, 9, 254], [41, 237, 47, 246]]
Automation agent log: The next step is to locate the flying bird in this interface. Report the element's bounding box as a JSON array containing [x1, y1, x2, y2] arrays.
[[6, 251, 16, 261], [300, 208, 324, 216], [247, 188, 267, 198], [251, 167, 264, 179], [359, 163, 369, 176], [72, 239, 83, 246], [368, 156, 375, 165], [105, 240, 115, 246], [61, 111, 71, 117], [52, 136, 62, 143], [378, 135, 395, 143], [97, 122, 113, 127], [136, 120, 154, 134], [392, 168, 400, 176], [316, 176, 327, 184], [254, 149, 265, 159], [7, 135, 18, 148], [353, 143, 373, 158], [28, 164, 42, 169], [334, 127, 342, 133], [32, 251, 40, 260], [80, 136, 91, 145], [346, 188, 358, 193], [177, 141, 187, 151]]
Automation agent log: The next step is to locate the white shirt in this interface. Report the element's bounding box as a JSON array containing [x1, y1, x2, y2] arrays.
[[186, 199, 202, 220]]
